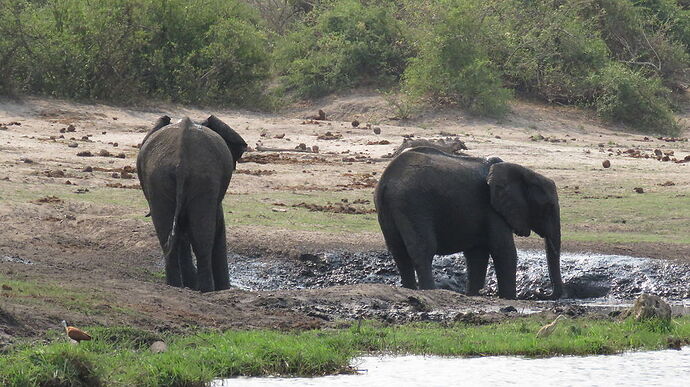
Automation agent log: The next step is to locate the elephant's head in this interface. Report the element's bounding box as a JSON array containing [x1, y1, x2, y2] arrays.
[[140, 115, 171, 147], [487, 162, 563, 299], [201, 115, 248, 169]]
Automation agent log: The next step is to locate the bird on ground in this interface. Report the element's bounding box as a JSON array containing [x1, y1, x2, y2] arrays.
[[536, 315, 566, 338], [61, 320, 92, 344]]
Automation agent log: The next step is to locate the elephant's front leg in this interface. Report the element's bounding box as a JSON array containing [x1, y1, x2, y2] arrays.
[[488, 212, 518, 299], [464, 247, 490, 296]]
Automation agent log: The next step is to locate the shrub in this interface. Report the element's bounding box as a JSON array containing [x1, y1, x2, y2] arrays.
[[2, 0, 271, 107], [276, 0, 411, 97], [402, 0, 512, 116], [590, 63, 678, 134]]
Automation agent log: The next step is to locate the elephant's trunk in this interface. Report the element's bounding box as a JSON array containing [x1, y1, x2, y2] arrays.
[[544, 225, 563, 299]]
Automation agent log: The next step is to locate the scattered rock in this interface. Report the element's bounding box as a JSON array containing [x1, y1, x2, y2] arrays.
[[658, 181, 675, 186], [366, 140, 390, 145], [74, 188, 90, 194], [99, 149, 111, 157], [633, 187, 644, 194], [311, 145, 319, 153], [667, 337, 682, 350], [317, 131, 342, 140], [499, 306, 517, 313], [115, 153, 126, 158], [43, 169, 65, 178], [77, 151, 93, 157], [373, 127, 381, 135], [111, 172, 120, 178], [295, 143, 308, 151], [1, 284, 11, 291], [102, 131, 107, 135], [317, 109, 326, 121], [351, 120, 360, 128], [83, 166, 93, 172], [120, 171, 133, 179], [235, 169, 276, 176], [274, 133, 285, 139], [387, 137, 468, 158], [0, 126, 8, 131], [68, 142, 78, 148], [112, 142, 118, 147], [21, 158, 34, 163], [66, 124, 76, 132], [602, 160, 611, 168], [150, 341, 167, 353], [33, 196, 63, 204], [621, 294, 671, 322]]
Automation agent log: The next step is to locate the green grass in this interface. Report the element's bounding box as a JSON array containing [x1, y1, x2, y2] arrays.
[[0, 274, 134, 317], [1, 318, 688, 386]]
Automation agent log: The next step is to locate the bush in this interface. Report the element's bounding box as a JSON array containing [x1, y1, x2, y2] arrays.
[[2, 0, 271, 107], [402, 0, 512, 116], [590, 63, 678, 134], [276, 0, 411, 97]]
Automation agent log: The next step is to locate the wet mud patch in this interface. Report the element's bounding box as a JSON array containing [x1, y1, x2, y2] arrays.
[[228, 250, 690, 301]]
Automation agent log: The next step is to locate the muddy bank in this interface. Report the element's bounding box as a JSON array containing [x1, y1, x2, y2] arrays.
[[228, 250, 690, 300]]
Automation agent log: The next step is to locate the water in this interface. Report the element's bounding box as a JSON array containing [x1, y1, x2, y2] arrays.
[[227, 250, 690, 300], [214, 347, 690, 386]]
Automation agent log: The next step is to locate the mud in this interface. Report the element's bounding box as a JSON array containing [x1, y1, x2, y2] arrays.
[[228, 250, 690, 301]]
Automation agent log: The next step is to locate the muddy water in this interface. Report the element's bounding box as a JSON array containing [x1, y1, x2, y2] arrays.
[[215, 347, 690, 386], [228, 250, 690, 300]]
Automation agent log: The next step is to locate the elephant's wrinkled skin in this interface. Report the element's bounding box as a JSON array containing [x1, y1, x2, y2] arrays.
[[374, 147, 563, 299], [137, 115, 247, 292]]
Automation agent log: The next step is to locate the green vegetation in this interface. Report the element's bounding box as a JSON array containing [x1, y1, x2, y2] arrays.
[[0, 274, 135, 317], [2, 0, 689, 132], [1, 318, 688, 386]]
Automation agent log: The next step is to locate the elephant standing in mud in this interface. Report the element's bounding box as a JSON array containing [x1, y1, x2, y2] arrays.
[[137, 115, 247, 292], [374, 147, 563, 299]]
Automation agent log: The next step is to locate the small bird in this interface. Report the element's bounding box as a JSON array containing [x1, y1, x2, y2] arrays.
[[536, 315, 566, 338], [61, 320, 92, 344]]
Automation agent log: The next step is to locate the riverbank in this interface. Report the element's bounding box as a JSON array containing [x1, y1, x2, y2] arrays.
[[1, 317, 688, 386]]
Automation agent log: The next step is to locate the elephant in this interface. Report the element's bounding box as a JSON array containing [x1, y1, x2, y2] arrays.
[[137, 115, 247, 292], [374, 146, 563, 299]]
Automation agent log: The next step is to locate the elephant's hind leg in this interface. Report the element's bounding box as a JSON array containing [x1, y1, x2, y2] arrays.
[[211, 206, 230, 291], [464, 247, 490, 296], [187, 199, 218, 293], [150, 203, 183, 288], [395, 215, 437, 290], [177, 233, 197, 290], [385, 234, 417, 289]]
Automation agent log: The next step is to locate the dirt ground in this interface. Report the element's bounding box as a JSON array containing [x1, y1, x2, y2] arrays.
[[1, 91, 689, 345]]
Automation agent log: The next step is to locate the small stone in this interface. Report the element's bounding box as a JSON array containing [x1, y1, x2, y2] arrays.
[[150, 341, 167, 353], [68, 142, 78, 148], [633, 187, 644, 194], [66, 124, 76, 132], [77, 151, 93, 157], [102, 131, 107, 135], [499, 306, 518, 313], [351, 120, 360, 128], [317, 109, 326, 120], [311, 145, 319, 153], [59, 128, 66, 133], [98, 149, 111, 157], [112, 142, 118, 147], [602, 160, 611, 168], [120, 171, 132, 179], [1, 284, 11, 291], [83, 166, 93, 172], [115, 153, 126, 158], [111, 172, 120, 178], [373, 127, 381, 135]]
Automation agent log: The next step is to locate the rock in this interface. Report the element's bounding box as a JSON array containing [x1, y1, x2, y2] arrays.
[[111, 172, 120, 178], [667, 337, 682, 350], [295, 143, 307, 151], [102, 131, 107, 135], [82, 166, 93, 172], [621, 294, 671, 322], [499, 306, 517, 313], [1, 284, 11, 291], [274, 133, 285, 139], [115, 153, 126, 158], [99, 149, 111, 157], [351, 120, 360, 128], [66, 124, 76, 132], [120, 171, 132, 179], [150, 341, 167, 353], [633, 187, 644, 194], [311, 145, 319, 153], [373, 127, 381, 135], [112, 142, 118, 147], [602, 160, 611, 168], [21, 158, 34, 163], [77, 151, 93, 157], [68, 142, 78, 148], [317, 109, 326, 121]]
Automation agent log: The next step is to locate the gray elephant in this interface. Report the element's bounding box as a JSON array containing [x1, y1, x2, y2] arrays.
[[374, 147, 562, 299], [137, 115, 247, 292]]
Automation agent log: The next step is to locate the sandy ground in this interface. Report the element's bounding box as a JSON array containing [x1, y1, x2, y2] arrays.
[[0, 90, 689, 344]]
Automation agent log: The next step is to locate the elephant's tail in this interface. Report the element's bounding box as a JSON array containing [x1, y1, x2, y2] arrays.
[[163, 165, 186, 260]]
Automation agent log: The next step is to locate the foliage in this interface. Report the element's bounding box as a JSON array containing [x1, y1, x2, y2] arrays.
[[1, 0, 271, 107], [589, 63, 679, 134], [275, 0, 411, 97], [402, 0, 512, 116]]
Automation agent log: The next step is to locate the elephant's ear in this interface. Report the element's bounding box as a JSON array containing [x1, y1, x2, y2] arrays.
[[487, 162, 531, 237], [141, 115, 171, 146], [201, 115, 248, 169]]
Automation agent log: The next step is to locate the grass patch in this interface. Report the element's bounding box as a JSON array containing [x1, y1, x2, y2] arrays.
[[0, 274, 134, 317], [1, 317, 689, 385]]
